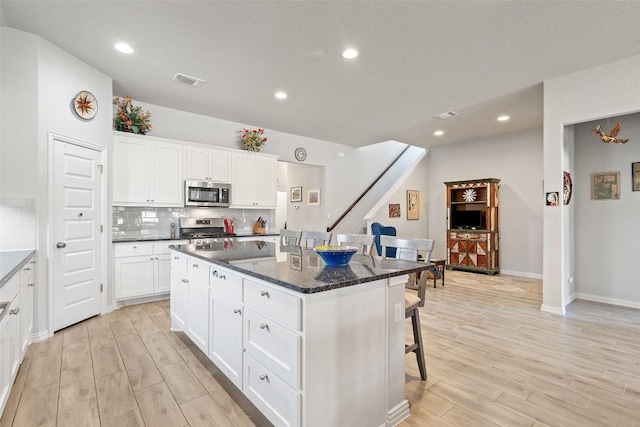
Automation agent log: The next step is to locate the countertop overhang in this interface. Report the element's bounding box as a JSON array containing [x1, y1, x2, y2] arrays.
[[113, 232, 279, 243], [171, 242, 431, 294], [0, 250, 36, 289]]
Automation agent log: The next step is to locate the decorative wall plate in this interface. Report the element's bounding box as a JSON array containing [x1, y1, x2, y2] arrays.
[[295, 147, 307, 162], [563, 171, 573, 205], [73, 91, 98, 120], [462, 189, 477, 202]]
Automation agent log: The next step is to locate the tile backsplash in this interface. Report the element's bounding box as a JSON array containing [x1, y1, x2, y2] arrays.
[[112, 206, 275, 239], [0, 199, 36, 250]]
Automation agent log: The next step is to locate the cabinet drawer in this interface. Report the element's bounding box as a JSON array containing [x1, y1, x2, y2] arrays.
[[114, 243, 153, 258], [0, 274, 20, 303], [243, 354, 301, 427], [171, 251, 188, 273], [244, 280, 302, 331], [244, 308, 301, 389], [187, 257, 210, 284], [210, 268, 242, 302]]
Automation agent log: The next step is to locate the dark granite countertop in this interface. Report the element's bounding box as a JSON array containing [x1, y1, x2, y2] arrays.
[[170, 242, 431, 294], [1, 250, 36, 289], [113, 232, 279, 243]]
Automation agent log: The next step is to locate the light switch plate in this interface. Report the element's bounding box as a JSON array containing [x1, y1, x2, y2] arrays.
[[394, 303, 403, 322]]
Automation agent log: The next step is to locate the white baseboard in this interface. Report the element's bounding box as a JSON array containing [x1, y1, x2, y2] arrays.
[[540, 304, 565, 316], [574, 292, 640, 309], [115, 293, 169, 308], [386, 399, 410, 426], [499, 269, 543, 280], [31, 329, 51, 343]]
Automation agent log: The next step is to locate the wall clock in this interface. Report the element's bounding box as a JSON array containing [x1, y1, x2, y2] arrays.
[[72, 91, 98, 120], [294, 147, 307, 162], [462, 189, 477, 202]]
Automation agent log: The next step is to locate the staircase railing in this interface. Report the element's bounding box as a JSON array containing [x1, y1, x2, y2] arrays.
[[327, 145, 410, 232]]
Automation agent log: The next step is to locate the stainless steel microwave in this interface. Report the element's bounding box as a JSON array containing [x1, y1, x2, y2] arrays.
[[184, 180, 231, 207]]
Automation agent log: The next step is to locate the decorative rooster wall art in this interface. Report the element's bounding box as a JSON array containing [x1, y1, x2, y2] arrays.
[[591, 122, 629, 144]]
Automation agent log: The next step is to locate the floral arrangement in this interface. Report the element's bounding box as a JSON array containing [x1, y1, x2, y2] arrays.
[[113, 96, 153, 135], [238, 128, 267, 152]]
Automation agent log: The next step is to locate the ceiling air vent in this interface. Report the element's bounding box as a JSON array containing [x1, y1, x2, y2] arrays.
[[433, 111, 458, 119], [172, 73, 206, 88]]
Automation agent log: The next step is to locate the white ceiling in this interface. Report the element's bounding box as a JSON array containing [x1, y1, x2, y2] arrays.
[[3, 1, 640, 148]]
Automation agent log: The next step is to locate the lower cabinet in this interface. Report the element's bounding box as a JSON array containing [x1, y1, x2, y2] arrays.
[[186, 277, 209, 354], [114, 240, 188, 300], [209, 291, 243, 388]]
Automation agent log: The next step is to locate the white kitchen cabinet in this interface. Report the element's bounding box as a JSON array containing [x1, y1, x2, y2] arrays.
[[170, 252, 188, 330], [113, 134, 184, 206], [114, 240, 188, 300], [0, 274, 22, 416], [19, 257, 35, 358], [185, 146, 230, 182], [231, 153, 278, 208], [186, 257, 210, 354], [209, 268, 243, 389]]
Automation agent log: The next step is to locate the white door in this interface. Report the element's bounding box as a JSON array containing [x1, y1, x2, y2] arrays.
[[52, 140, 102, 331]]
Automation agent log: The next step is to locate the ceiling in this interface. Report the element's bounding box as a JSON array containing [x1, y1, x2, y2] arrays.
[[3, 1, 640, 149]]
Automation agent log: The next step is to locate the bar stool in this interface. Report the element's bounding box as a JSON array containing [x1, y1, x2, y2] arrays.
[[279, 229, 302, 246], [380, 235, 435, 381], [336, 233, 375, 254], [300, 230, 332, 248]]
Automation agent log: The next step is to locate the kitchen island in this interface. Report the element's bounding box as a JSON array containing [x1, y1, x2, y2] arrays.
[[170, 241, 431, 427]]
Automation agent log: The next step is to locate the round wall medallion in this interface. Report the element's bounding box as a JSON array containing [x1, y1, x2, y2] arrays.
[[73, 91, 98, 120], [294, 147, 307, 162], [462, 189, 477, 202]]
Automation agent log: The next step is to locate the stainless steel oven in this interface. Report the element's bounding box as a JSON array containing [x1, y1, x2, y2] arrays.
[[184, 180, 230, 207]]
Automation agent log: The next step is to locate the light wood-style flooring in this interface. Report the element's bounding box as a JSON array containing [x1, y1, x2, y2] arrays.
[[1, 275, 640, 426]]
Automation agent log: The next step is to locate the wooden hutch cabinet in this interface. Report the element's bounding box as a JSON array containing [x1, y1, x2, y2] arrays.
[[445, 178, 500, 275]]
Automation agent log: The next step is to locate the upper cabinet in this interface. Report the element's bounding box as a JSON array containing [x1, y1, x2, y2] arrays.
[[231, 153, 277, 209], [185, 146, 230, 182], [113, 133, 184, 206]]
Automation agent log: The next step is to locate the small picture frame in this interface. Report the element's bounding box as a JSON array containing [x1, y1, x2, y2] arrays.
[[407, 190, 419, 220], [290, 254, 302, 270], [308, 189, 320, 206], [307, 256, 319, 269], [290, 186, 302, 203], [632, 162, 640, 192], [591, 171, 620, 200], [389, 203, 401, 218], [545, 192, 559, 206]]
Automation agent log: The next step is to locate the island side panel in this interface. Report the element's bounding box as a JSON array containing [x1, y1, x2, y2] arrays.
[[303, 278, 391, 427]]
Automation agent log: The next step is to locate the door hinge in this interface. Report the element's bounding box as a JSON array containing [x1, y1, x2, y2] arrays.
[[100, 225, 103, 233], [100, 284, 103, 292], [97, 164, 104, 173]]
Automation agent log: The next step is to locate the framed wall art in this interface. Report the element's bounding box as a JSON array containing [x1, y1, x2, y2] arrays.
[[308, 189, 320, 206], [591, 171, 620, 200], [389, 203, 401, 218], [632, 162, 640, 192], [290, 186, 302, 203], [290, 254, 302, 270], [407, 190, 419, 220]]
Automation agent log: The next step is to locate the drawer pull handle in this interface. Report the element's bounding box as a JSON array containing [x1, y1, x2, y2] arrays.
[[174, 256, 179, 260], [192, 264, 198, 268], [10, 308, 20, 315], [219, 274, 226, 280], [24, 267, 31, 271], [259, 323, 269, 330], [260, 291, 269, 297], [28, 283, 34, 287], [259, 374, 268, 381], [233, 309, 241, 314], [181, 278, 189, 284], [150, 257, 154, 260]]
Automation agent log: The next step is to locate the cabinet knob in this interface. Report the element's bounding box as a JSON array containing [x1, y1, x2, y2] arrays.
[[259, 374, 268, 381], [260, 291, 269, 297], [212, 270, 218, 277], [259, 323, 269, 330], [233, 308, 241, 314], [150, 257, 154, 260], [174, 256, 179, 260], [219, 274, 226, 280], [28, 283, 34, 287], [192, 264, 198, 268], [10, 308, 20, 315], [24, 267, 31, 271]]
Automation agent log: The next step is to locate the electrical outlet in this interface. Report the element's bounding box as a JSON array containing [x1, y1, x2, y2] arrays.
[[394, 303, 403, 322]]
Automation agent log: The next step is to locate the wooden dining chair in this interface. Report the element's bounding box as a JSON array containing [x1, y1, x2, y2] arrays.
[[380, 235, 435, 381], [279, 229, 302, 246], [336, 233, 375, 254], [300, 230, 332, 248]]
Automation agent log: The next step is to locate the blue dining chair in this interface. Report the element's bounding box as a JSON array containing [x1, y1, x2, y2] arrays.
[[371, 222, 397, 257]]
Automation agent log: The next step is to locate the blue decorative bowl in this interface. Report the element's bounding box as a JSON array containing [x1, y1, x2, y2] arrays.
[[313, 245, 359, 266]]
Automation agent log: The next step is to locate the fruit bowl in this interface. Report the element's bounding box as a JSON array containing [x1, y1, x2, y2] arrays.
[[313, 245, 358, 266]]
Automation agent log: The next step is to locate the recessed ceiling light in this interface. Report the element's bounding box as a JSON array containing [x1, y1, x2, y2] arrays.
[[275, 92, 287, 99], [434, 130, 444, 136], [114, 43, 134, 54], [497, 115, 510, 122], [342, 48, 359, 59]]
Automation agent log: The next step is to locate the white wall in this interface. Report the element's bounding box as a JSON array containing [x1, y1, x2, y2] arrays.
[[427, 128, 543, 277], [572, 115, 640, 307], [368, 155, 429, 240], [0, 199, 36, 250], [543, 53, 640, 314], [277, 162, 326, 232]]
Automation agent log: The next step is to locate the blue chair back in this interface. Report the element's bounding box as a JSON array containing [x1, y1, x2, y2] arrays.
[[371, 222, 397, 257]]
